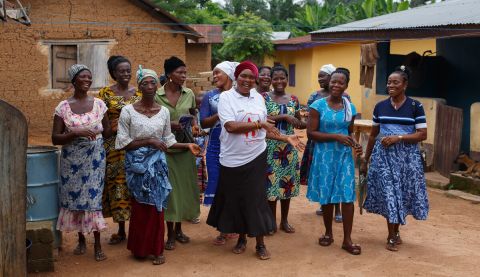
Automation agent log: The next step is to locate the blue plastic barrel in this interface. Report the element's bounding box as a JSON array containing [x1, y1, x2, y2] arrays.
[[26, 146, 61, 247]]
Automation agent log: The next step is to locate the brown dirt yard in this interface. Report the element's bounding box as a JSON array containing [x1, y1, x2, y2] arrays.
[[31, 186, 480, 277]]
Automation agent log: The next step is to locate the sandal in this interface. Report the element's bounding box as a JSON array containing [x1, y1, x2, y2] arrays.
[[190, 217, 200, 224], [394, 232, 403, 245], [165, 239, 176, 250], [386, 238, 398, 251], [255, 244, 271, 260], [152, 255, 166, 265], [225, 233, 239, 239], [318, 235, 334, 247], [280, 222, 296, 233], [342, 243, 362, 255], [213, 235, 227, 246], [175, 232, 190, 244], [232, 239, 247, 254], [73, 243, 86, 255], [94, 248, 107, 261], [108, 233, 126, 245]]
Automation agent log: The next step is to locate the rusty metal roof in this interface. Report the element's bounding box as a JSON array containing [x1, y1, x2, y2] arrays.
[[130, 0, 202, 38], [189, 24, 223, 44], [312, 0, 480, 35]]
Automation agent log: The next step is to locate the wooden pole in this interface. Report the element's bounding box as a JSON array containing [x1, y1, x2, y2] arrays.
[[0, 100, 28, 276]]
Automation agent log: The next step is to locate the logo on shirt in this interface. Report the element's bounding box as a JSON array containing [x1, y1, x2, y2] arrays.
[[241, 113, 262, 144]]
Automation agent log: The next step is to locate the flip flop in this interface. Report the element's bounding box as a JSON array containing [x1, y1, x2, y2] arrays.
[[280, 222, 296, 233], [94, 249, 107, 261], [213, 235, 226, 246], [255, 244, 271, 260], [152, 255, 166, 265], [318, 235, 334, 247], [175, 232, 190, 244], [342, 243, 362, 255], [386, 238, 398, 252], [165, 239, 176, 250], [394, 232, 403, 245], [108, 234, 126, 245], [73, 243, 86, 255], [232, 239, 247, 254]]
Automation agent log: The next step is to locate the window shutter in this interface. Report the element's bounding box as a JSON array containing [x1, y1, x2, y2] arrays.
[[288, 64, 296, 87], [78, 43, 109, 89], [51, 45, 77, 89]]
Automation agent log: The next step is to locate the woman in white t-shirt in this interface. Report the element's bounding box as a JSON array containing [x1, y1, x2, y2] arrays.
[[206, 61, 304, 260]]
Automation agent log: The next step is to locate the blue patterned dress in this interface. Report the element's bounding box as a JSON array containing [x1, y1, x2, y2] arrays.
[[306, 98, 357, 205], [199, 88, 221, 205], [363, 97, 429, 224], [300, 91, 352, 185]]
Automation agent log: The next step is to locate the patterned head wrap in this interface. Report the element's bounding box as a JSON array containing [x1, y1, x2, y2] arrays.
[[136, 65, 159, 84], [234, 61, 258, 80], [68, 64, 91, 83], [214, 61, 239, 81], [320, 64, 336, 75]]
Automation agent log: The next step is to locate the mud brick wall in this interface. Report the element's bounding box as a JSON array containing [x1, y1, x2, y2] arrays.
[[26, 222, 54, 273], [186, 44, 212, 75], [186, 71, 215, 95], [0, 0, 196, 143]]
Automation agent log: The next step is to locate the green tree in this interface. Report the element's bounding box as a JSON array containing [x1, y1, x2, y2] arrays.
[[153, 0, 228, 24], [224, 0, 269, 18], [267, 0, 301, 31], [219, 12, 273, 64]]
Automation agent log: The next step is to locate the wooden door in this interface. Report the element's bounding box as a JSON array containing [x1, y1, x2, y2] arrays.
[[433, 103, 463, 177], [0, 100, 28, 276], [51, 45, 77, 89]]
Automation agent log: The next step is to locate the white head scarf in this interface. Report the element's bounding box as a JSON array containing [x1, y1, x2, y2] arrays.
[[320, 64, 336, 75], [214, 61, 239, 81]]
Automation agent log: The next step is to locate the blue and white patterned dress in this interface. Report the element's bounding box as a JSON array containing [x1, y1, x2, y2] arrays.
[[363, 97, 429, 224], [306, 97, 357, 205], [199, 88, 221, 205]]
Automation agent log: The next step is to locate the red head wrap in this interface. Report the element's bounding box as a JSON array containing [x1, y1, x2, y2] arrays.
[[234, 61, 259, 80]]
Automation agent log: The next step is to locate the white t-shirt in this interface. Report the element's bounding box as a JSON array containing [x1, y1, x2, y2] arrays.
[[218, 87, 267, 167]]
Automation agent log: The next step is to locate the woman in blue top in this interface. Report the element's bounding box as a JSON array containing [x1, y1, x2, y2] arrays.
[[300, 64, 348, 221], [200, 61, 238, 245], [306, 68, 363, 255], [363, 66, 429, 252]]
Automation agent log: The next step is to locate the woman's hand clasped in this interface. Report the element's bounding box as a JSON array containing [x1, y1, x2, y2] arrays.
[[151, 139, 168, 152], [336, 134, 355, 147], [381, 136, 401, 147], [286, 135, 306, 151], [73, 129, 97, 140]]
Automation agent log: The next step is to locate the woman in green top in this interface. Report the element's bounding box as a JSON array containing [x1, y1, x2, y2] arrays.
[[155, 56, 200, 250]]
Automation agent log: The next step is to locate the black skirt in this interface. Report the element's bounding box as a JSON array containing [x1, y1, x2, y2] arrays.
[[207, 150, 275, 237]]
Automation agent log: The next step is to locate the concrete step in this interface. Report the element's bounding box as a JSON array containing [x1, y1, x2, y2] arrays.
[[425, 171, 450, 190], [445, 189, 480, 204]]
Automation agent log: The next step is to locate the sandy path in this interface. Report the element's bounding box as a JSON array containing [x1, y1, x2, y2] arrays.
[[31, 187, 480, 277]]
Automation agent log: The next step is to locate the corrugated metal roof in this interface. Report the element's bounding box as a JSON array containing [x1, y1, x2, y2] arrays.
[[312, 0, 480, 34], [272, 32, 291, 41]]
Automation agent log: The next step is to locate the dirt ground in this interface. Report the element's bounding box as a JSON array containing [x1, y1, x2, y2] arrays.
[[30, 186, 480, 277]]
